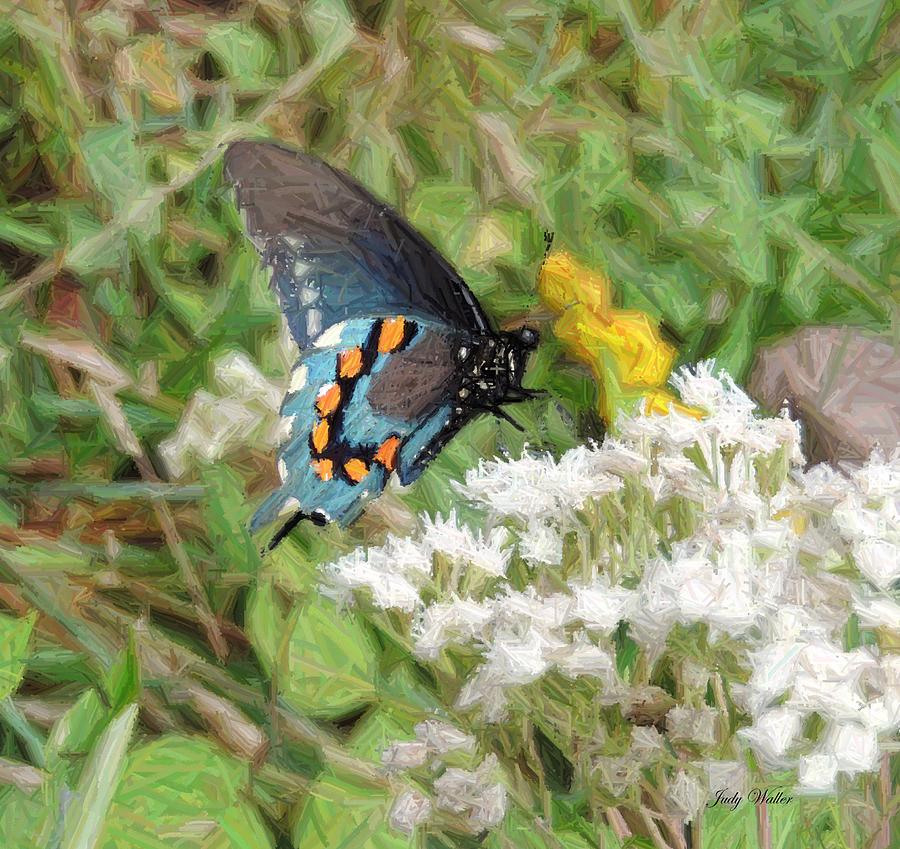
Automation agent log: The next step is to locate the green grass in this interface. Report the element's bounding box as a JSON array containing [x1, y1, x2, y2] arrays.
[[0, 1, 896, 848]]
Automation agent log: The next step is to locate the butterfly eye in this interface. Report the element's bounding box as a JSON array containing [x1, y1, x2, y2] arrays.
[[517, 327, 539, 348]]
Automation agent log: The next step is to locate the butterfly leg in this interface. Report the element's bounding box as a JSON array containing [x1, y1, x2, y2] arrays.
[[264, 508, 328, 552]]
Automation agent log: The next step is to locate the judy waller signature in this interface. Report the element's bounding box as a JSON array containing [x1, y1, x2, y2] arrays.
[[708, 788, 795, 811]]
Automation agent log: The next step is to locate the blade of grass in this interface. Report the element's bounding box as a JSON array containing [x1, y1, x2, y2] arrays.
[[89, 381, 228, 661], [59, 703, 138, 849]]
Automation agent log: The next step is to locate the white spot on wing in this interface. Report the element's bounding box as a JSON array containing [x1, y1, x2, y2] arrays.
[[313, 320, 348, 348], [277, 496, 301, 518]]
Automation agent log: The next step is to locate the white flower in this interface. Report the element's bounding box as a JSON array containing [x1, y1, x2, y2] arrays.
[[852, 537, 900, 591], [833, 492, 896, 542], [313, 365, 898, 795], [681, 661, 711, 691], [381, 740, 429, 771], [795, 463, 850, 507], [570, 579, 637, 635], [654, 454, 709, 501], [825, 723, 879, 777], [213, 350, 283, 413], [413, 598, 493, 659], [670, 361, 757, 425], [455, 673, 508, 721], [630, 726, 664, 762], [324, 549, 423, 612], [618, 404, 705, 453], [481, 627, 562, 685], [851, 450, 900, 498], [434, 755, 507, 830], [744, 641, 806, 713], [497, 588, 573, 631], [551, 632, 618, 681], [666, 706, 718, 746], [703, 760, 748, 796], [384, 534, 434, 578], [797, 753, 839, 794], [414, 720, 476, 756], [739, 707, 802, 764], [666, 770, 705, 821], [159, 350, 289, 477], [785, 643, 877, 721], [421, 511, 511, 577], [389, 789, 432, 834], [853, 592, 900, 630], [456, 446, 619, 521], [860, 696, 900, 734], [592, 439, 649, 477], [159, 392, 259, 478], [518, 521, 563, 565]]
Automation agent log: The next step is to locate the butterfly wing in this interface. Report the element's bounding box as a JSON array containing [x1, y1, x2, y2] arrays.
[[224, 142, 491, 348], [251, 316, 471, 533]]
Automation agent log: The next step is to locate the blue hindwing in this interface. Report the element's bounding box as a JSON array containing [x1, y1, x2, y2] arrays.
[[251, 317, 464, 532]]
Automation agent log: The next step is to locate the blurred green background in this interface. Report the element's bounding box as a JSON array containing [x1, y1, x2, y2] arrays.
[[0, 1, 896, 847]]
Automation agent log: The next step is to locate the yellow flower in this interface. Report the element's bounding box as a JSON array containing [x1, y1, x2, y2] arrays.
[[538, 251, 703, 422]]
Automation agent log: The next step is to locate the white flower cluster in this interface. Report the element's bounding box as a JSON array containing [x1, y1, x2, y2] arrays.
[[322, 362, 899, 802], [383, 721, 506, 835], [159, 350, 286, 478]]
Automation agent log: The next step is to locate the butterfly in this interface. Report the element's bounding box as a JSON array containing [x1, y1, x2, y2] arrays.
[[224, 141, 538, 548]]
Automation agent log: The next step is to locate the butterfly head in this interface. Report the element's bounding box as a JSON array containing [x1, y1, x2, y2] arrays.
[[456, 326, 539, 414]]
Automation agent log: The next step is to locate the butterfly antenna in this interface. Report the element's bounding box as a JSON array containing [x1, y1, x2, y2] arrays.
[[542, 230, 555, 257]]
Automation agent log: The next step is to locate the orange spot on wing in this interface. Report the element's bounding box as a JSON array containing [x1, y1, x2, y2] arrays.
[[338, 347, 364, 378], [378, 317, 407, 353], [315, 383, 341, 417], [312, 420, 330, 453], [373, 436, 401, 471], [311, 458, 333, 481], [343, 458, 369, 483]]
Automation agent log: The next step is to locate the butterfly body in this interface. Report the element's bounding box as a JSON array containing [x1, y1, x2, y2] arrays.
[[224, 142, 537, 542]]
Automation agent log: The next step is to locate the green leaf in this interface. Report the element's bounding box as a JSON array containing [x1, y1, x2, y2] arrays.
[[0, 214, 58, 255], [105, 632, 141, 714], [204, 23, 275, 89], [485, 808, 610, 849], [292, 775, 410, 849], [0, 786, 47, 849], [0, 611, 36, 700], [61, 703, 138, 849], [281, 597, 378, 719], [99, 735, 273, 849], [200, 464, 260, 575], [246, 578, 284, 674], [302, 0, 356, 66], [346, 707, 415, 762], [46, 689, 109, 762], [81, 125, 141, 213]]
